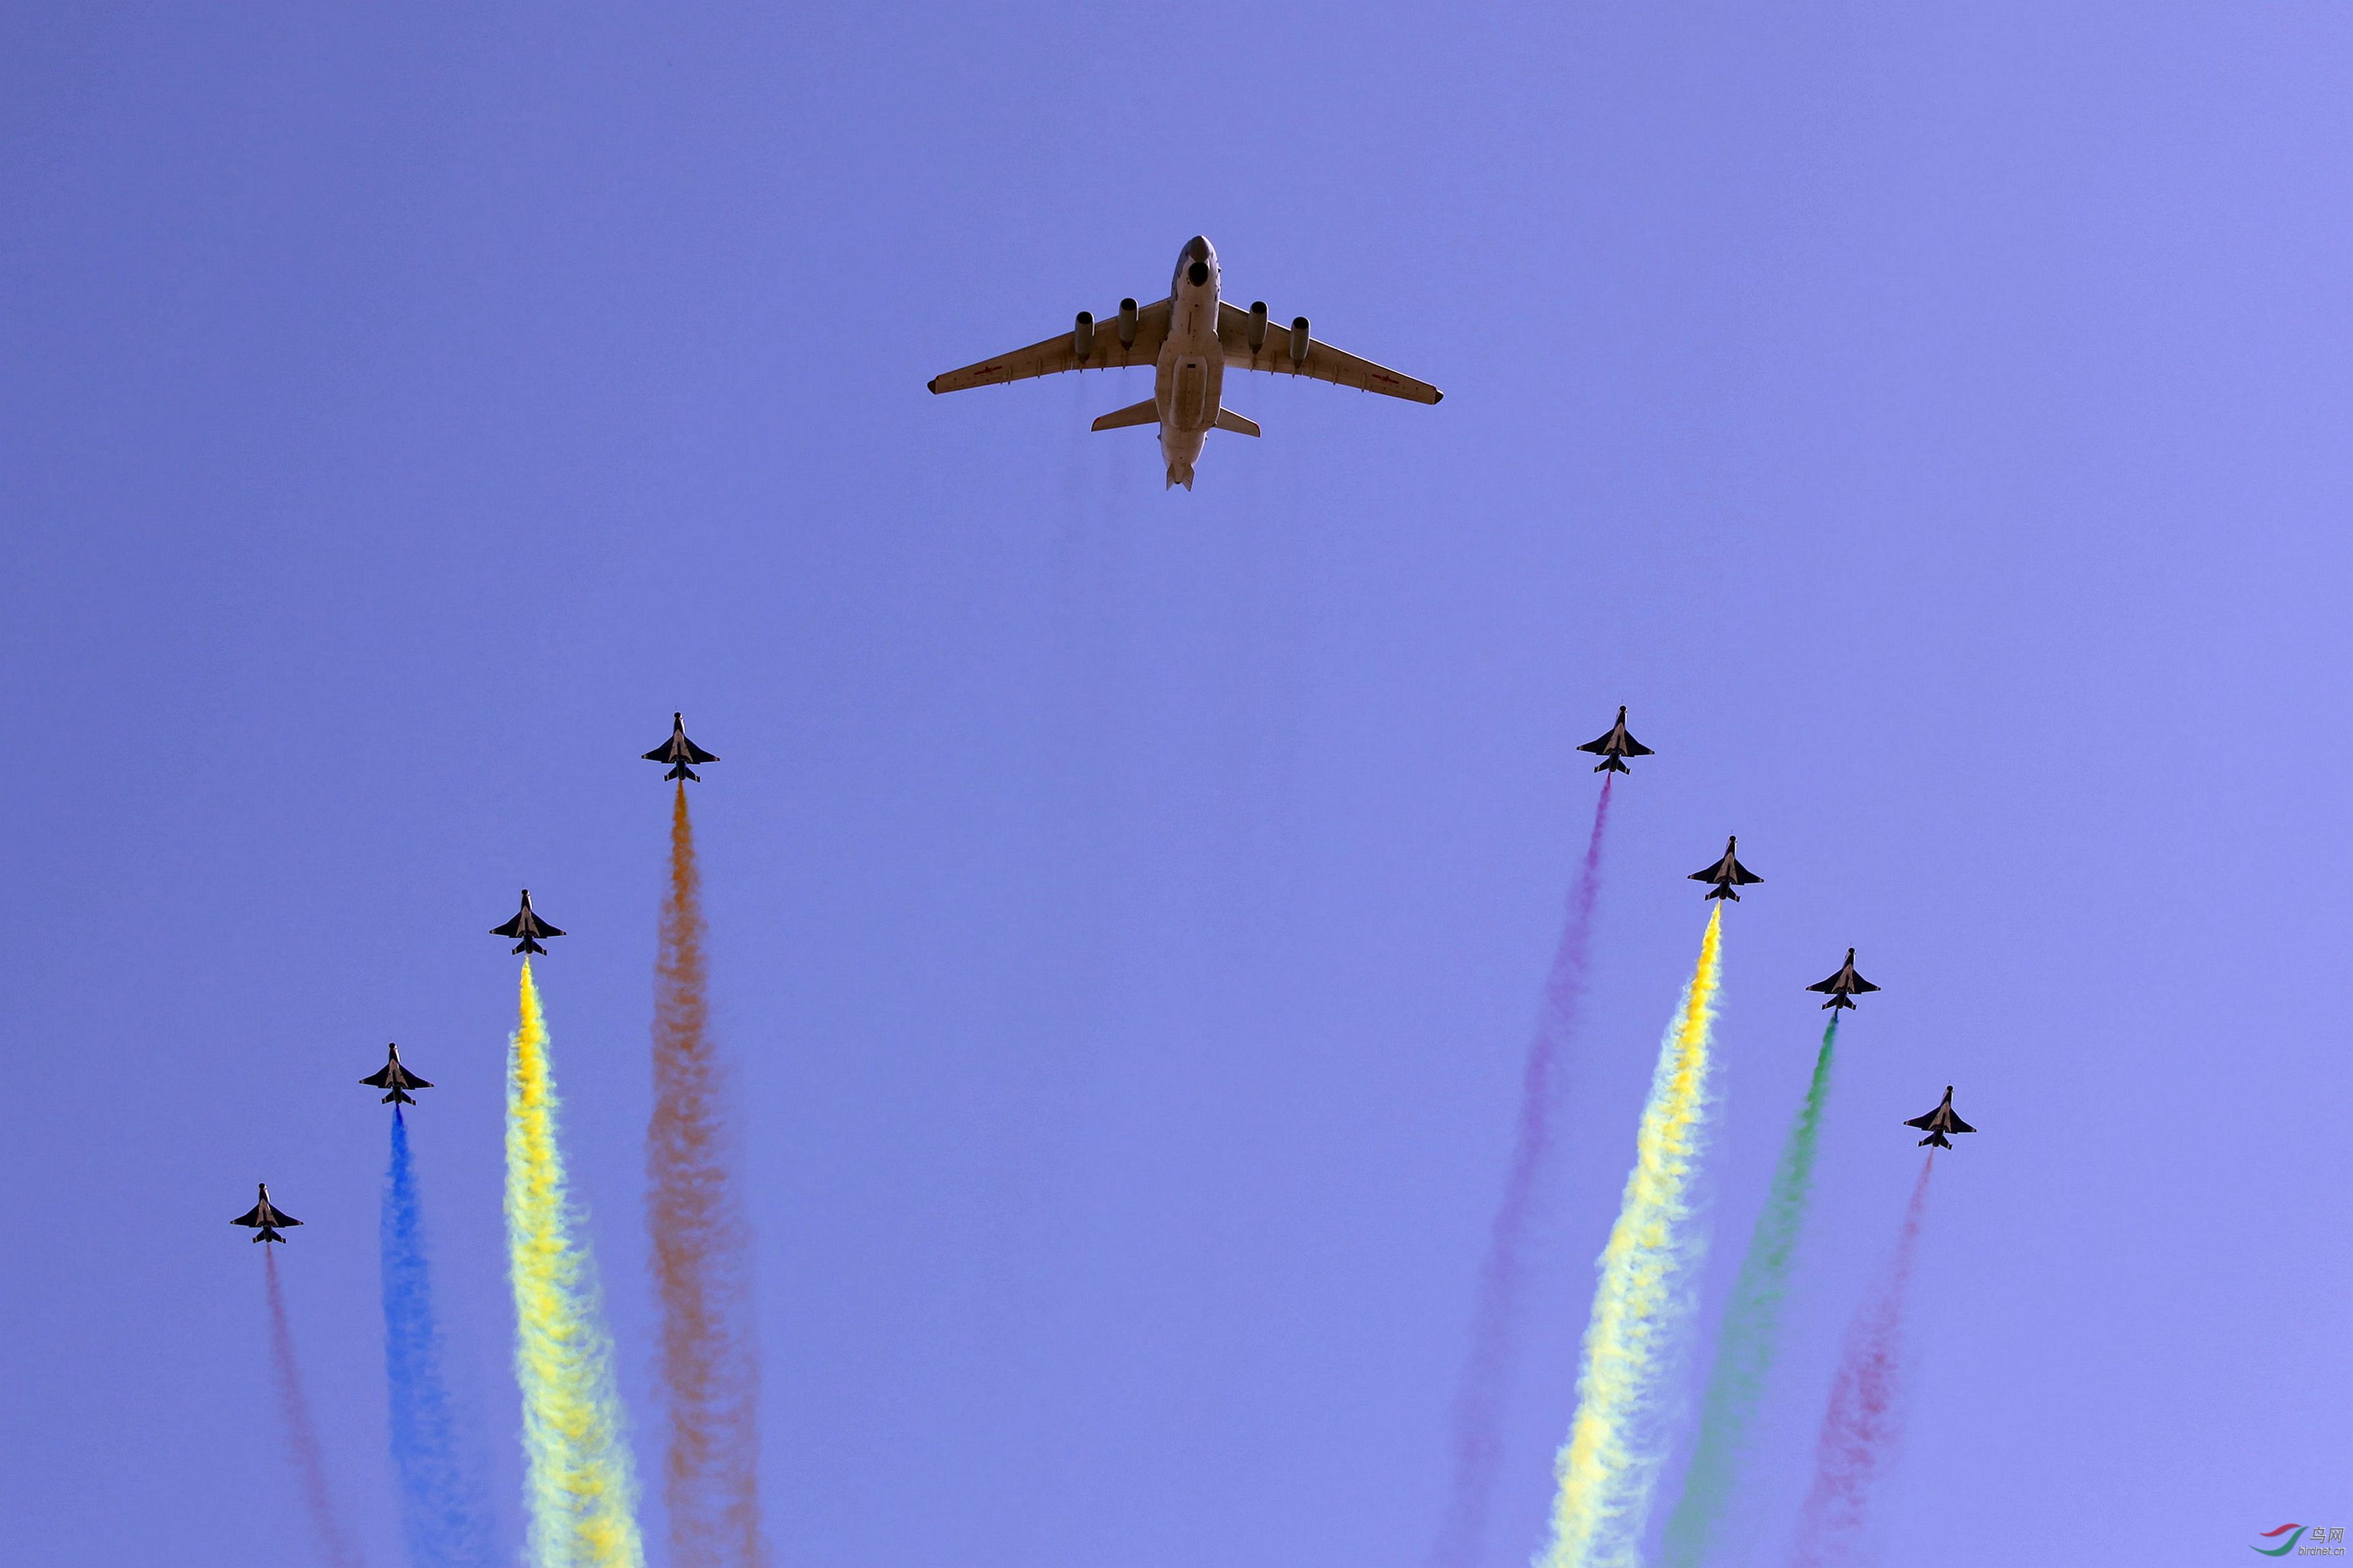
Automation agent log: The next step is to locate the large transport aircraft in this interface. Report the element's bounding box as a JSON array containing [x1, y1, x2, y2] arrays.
[[927, 236, 1441, 489]]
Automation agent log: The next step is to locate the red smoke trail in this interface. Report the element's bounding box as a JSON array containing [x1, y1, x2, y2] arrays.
[[264, 1248, 367, 1568], [1427, 776, 1614, 1568], [650, 782, 768, 1568], [1786, 1155, 1936, 1568]]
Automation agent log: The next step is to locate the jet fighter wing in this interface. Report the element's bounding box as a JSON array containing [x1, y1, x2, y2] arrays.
[[1574, 735, 1612, 756], [1804, 975, 1841, 994], [1730, 864, 1764, 885], [1850, 975, 1881, 994], [361, 1064, 395, 1087], [1901, 1109, 1938, 1130], [928, 301, 1171, 393], [1945, 1109, 1976, 1134], [1620, 736, 1655, 756], [491, 913, 525, 937], [683, 740, 718, 764], [1217, 303, 1441, 404]]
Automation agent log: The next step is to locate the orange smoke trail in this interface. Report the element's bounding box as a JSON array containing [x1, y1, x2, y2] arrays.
[[650, 781, 768, 1568]]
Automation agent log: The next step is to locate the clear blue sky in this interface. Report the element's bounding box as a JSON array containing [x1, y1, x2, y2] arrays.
[[3, 3, 2347, 1564]]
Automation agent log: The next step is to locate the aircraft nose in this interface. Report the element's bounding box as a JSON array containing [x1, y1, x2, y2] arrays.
[[1185, 235, 1213, 263]]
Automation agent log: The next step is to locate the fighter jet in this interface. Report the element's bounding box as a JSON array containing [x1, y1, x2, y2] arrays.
[[1903, 1086, 1977, 1149], [231, 1183, 302, 1244], [1806, 948, 1881, 1011], [927, 236, 1441, 490], [492, 890, 564, 955], [643, 713, 719, 783], [1688, 836, 1764, 901], [1576, 706, 1655, 774], [361, 1042, 433, 1106]]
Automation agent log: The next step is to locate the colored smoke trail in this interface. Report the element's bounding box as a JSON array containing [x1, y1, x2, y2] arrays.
[[508, 962, 647, 1568], [383, 1108, 499, 1568], [649, 782, 769, 1568], [265, 1248, 368, 1568], [1659, 1017, 1841, 1568], [1427, 777, 1614, 1568], [1785, 1155, 1936, 1568], [1539, 906, 1724, 1568]]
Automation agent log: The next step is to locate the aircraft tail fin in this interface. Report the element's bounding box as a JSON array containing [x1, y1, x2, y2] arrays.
[[1091, 398, 1160, 432], [1593, 756, 1630, 775], [1918, 1131, 1952, 1149], [1214, 407, 1261, 437], [664, 762, 699, 782]]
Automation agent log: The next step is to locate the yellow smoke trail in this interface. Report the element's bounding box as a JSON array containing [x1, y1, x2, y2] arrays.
[[508, 961, 647, 1568], [1540, 907, 1724, 1568]]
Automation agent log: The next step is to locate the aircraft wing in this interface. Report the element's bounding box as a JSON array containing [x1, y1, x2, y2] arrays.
[[535, 920, 566, 938], [685, 742, 718, 764], [1731, 863, 1764, 885], [929, 301, 1170, 394], [1622, 737, 1655, 756], [1217, 303, 1441, 404], [1946, 1110, 1976, 1134], [1575, 735, 1611, 755], [361, 1066, 394, 1087], [1851, 976, 1881, 994], [233, 1203, 266, 1226], [491, 915, 524, 937], [1805, 975, 1840, 994], [1902, 1110, 1936, 1130]]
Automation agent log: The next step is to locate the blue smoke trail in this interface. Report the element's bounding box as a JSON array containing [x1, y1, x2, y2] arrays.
[[383, 1108, 499, 1568]]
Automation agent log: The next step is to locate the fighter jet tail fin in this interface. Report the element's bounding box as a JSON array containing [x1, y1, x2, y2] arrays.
[[1213, 407, 1261, 437], [1704, 884, 1739, 901], [1091, 398, 1160, 432], [1918, 1131, 1952, 1149], [1593, 756, 1630, 774], [1822, 994, 1855, 1010], [664, 762, 701, 782]]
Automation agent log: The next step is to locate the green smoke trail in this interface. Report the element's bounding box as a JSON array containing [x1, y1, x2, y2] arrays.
[[1658, 1017, 1840, 1568]]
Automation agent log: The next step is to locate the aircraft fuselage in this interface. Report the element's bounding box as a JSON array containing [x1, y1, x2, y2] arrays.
[[1155, 237, 1225, 487]]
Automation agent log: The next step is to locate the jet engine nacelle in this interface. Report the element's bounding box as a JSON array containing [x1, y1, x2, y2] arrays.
[[1119, 297, 1139, 348], [1247, 301, 1269, 351], [1073, 311, 1095, 361], [1290, 316, 1311, 366]]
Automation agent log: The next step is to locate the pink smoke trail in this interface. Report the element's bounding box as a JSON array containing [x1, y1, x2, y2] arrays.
[[1426, 775, 1615, 1568], [1786, 1155, 1937, 1568], [265, 1248, 367, 1568]]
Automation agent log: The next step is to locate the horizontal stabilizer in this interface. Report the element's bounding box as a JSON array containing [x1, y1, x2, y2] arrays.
[[1091, 398, 1160, 432], [1214, 407, 1261, 437]]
